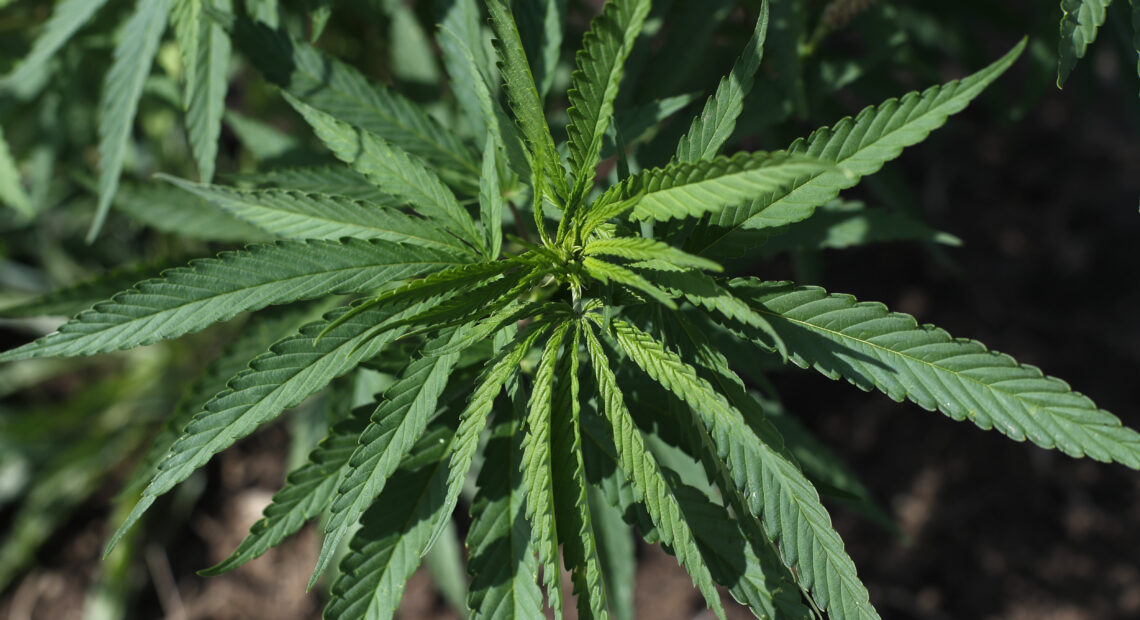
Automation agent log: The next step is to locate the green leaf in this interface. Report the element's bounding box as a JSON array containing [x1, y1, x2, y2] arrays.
[[107, 179, 271, 242], [564, 0, 651, 206], [673, 0, 768, 163], [286, 95, 484, 250], [325, 424, 457, 620], [583, 237, 722, 272], [465, 388, 545, 620], [0, 259, 172, 319], [229, 166, 387, 201], [582, 256, 679, 310], [109, 302, 417, 556], [430, 322, 557, 554], [226, 15, 480, 188], [122, 303, 322, 499], [730, 280, 1140, 469], [91, 0, 173, 241], [224, 109, 302, 161], [587, 151, 833, 228], [607, 318, 878, 619], [550, 326, 608, 619], [479, 141, 506, 259], [0, 125, 32, 218], [486, 0, 569, 200], [515, 0, 565, 99], [201, 401, 369, 575], [383, 0, 440, 85], [159, 175, 474, 254], [0, 239, 461, 362], [686, 39, 1026, 256], [313, 328, 468, 586], [581, 323, 727, 619], [1058, 0, 1110, 87], [0, 0, 111, 99], [172, 0, 232, 183], [520, 323, 571, 617]]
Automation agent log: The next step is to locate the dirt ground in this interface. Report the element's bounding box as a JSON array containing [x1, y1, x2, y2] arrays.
[[4, 18, 1140, 620]]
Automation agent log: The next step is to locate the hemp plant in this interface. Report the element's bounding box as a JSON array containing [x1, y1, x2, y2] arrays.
[[2, 0, 1139, 618]]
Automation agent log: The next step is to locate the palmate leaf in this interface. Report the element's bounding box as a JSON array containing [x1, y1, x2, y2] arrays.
[[202, 400, 370, 575], [549, 326, 608, 619], [172, 0, 232, 183], [0, 239, 461, 362], [91, 0, 173, 241], [486, 0, 569, 201], [587, 485, 634, 620], [466, 393, 544, 620], [0, 0, 110, 99], [581, 323, 727, 619], [313, 328, 469, 586], [160, 176, 473, 254], [730, 280, 1140, 468], [225, 14, 480, 188], [685, 39, 1026, 256], [520, 323, 570, 617], [582, 257, 679, 309], [325, 421, 458, 620], [286, 95, 485, 251], [479, 141, 506, 259], [607, 318, 879, 620], [673, 0, 768, 163], [109, 301, 420, 555], [1058, 0, 1111, 87], [585, 151, 833, 229], [564, 0, 651, 206]]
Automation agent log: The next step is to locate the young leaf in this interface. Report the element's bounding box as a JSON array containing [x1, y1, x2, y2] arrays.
[[109, 302, 418, 556], [286, 95, 485, 251], [0, 126, 32, 218], [673, 0, 768, 163], [582, 323, 727, 619], [486, 0, 569, 200], [582, 256, 679, 309], [0, 0, 110, 99], [730, 280, 1140, 468], [466, 394, 545, 619], [607, 318, 879, 619], [0, 239, 461, 362], [226, 15, 480, 186], [202, 402, 369, 575], [1058, 0, 1110, 87], [160, 176, 474, 254], [313, 328, 468, 586], [324, 424, 457, 620], [172, 0, 232, 183], [586, 151, 833, 228], [520, 323, 571, 617], [564, 0, 651, 207], [91, 0, 173, 241], [686, 39, 1027, 256]]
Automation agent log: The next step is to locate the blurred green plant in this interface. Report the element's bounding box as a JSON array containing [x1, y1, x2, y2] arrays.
[[1, 1, 1139, 619]]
